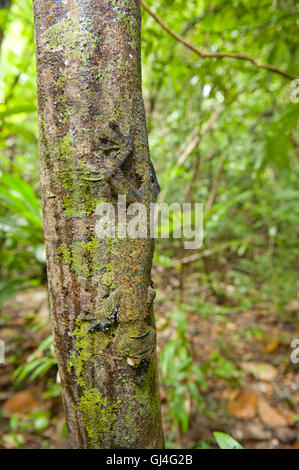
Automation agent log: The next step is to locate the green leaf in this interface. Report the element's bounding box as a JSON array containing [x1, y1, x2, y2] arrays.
[[213, 432, 243, 449], [29, 358, 56, 381], [160, 339, 180, 376], [0, 104, 37, 119], [1, 174, 41, 217]]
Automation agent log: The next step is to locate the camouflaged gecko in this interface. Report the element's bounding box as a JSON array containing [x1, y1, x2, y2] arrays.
[[81, 97, 160, 367]]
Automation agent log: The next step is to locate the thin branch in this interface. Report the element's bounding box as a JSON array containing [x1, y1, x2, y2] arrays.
[[205, 150, 227, 213], [182, 150, 201, 203], [182, 4, 226, 35], [170, 241, 233, 267], [240, 12, 299, 33], [158, 111, 221, 204], [141, 1, 295, 81], [170, 237, 256, 267], [189, 12, 299, 36]]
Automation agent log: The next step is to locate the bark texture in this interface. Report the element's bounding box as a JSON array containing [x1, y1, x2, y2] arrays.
[[33, 0, 163, 449]]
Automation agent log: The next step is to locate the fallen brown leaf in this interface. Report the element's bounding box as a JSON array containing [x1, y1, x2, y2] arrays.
[[228, 389, 257, 419], [3, 390, 39, 416], [258, 399, 288, 428], [265, 337, 280, 354]]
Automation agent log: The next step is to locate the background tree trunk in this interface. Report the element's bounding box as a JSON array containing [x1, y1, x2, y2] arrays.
[[33, 0, 163, 449]]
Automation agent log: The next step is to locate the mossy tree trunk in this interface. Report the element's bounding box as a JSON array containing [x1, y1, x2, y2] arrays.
[[33, 0, 163, 449]]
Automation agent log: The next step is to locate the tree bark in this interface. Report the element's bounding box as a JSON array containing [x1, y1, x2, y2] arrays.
[[33, 0, 163, 449]]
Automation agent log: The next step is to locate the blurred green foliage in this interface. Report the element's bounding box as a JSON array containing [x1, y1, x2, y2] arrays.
[[13, 335, 56, 384], [144, 0, 299, 320]]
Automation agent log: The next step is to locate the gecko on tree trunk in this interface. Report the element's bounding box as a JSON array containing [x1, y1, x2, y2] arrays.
[[33, 0, 164, 449], [79, 114, 160, 367]]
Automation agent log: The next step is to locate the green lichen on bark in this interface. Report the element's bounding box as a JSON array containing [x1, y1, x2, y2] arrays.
[[71, 358, 161, 448], [55, 236, 113, 278], [133, 358, 161, 420], [52, 133, 107, 218], [68, 320, 113, 387], [78, 383, 149, 449], [61, 178, 105, 218], [78, 388, 119, 448], [42, 15, 97, 62], [109, 0, 139, 50]]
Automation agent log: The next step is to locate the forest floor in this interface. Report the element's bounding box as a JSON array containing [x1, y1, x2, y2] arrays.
[[0, 268, 298, 449]]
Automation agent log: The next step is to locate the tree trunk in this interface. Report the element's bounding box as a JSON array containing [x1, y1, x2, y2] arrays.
[[33, 0, 163, 449]]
